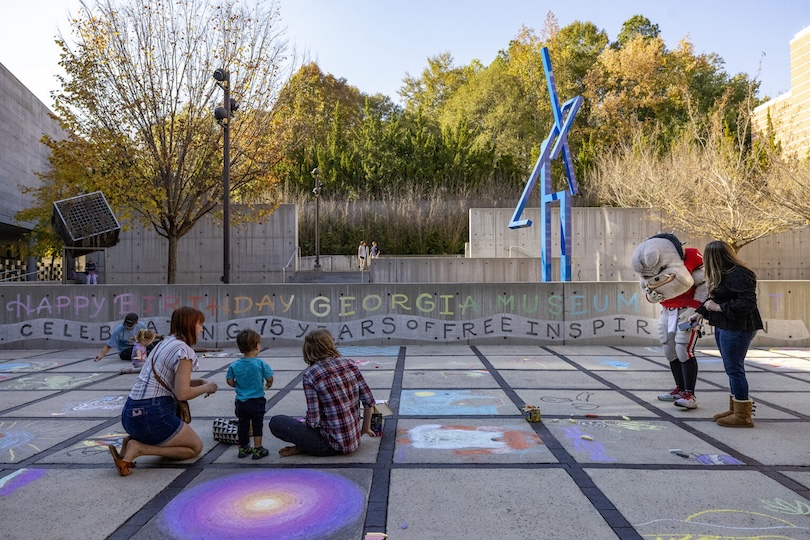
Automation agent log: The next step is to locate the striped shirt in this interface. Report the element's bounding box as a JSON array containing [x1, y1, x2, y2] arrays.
[[129, 336, 198, 400], [303, 357, 375, 454]]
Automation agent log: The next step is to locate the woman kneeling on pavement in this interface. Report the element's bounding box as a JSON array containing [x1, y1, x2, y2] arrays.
[[108, 306, 218, 475]]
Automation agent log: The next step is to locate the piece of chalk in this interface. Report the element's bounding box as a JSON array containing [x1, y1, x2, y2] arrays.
[[585, 414, 598, 418], [675, 452, 690, 458], [668, 448, 683, 454], [621, 416, 631, 421], [580, 435, 594, 441], [568, 418, 577, 423], [401, 523, 407, 529]]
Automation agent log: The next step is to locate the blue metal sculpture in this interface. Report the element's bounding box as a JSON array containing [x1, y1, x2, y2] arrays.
[[509, 47, 582, 281]]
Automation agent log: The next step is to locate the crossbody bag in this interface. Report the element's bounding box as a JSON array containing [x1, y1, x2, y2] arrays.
[[150, 340, 192, 423]]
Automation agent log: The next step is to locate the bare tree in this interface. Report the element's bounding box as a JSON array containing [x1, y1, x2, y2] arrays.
[[772, 157, 810, 225], [593, 93, 802, 252]]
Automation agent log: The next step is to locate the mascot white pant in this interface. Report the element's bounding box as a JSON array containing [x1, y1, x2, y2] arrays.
[[658, 306, 700, 364]]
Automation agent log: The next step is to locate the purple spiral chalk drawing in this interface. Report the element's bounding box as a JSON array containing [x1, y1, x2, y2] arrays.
[[159, 470, 365, 539]]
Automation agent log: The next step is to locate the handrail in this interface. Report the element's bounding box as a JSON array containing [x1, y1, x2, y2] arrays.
[[281, 247, 300, 283], [0, 270, 39, 283], [508, 245, 538, 258]]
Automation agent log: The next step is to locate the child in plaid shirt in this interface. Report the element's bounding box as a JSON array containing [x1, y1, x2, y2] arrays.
[[269, 329, 376, 456]]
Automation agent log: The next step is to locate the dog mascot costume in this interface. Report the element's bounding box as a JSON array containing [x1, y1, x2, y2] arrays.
[[631, 233, 708, 409]]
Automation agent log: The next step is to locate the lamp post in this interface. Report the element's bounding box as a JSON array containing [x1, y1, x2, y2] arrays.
[[214, 68, 238, 283], [311, 167, 322, 270]]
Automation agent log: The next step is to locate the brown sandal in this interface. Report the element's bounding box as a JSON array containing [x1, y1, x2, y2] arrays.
[[107, 444, 136, 476]]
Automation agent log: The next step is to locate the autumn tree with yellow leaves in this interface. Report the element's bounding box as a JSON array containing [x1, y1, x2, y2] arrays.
[[25, 0, 292, 283]]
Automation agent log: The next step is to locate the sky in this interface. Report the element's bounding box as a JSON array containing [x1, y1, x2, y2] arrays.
[[3, 0, 809, 110]]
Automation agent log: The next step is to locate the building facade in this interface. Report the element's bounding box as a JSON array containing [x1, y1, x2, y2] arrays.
[[752, 26, 810, 156], [0, 62, 64, 280]]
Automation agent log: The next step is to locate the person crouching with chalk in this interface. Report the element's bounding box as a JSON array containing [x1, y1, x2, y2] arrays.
[[268, 329, 376, 456]]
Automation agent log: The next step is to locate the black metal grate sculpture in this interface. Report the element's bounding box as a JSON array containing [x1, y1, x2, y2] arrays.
[[52, 192, 121, 248]]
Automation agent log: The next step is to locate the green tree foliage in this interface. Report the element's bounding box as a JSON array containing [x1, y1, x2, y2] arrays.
[[27, 0, 291, 283], [439, 57, 532, 188], [615, 15, 660, 47], [399, 52, 470, 119], [583, 32, 758, 194], [270, 12, 781, 254]]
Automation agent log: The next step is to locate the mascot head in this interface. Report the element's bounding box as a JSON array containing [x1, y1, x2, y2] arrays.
[[630, 233, 695, 303]]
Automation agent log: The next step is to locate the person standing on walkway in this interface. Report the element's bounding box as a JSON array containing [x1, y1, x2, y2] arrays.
[[370, 241, 380, 259], [357, 240, 368, 270], [226, 329, 274, 460], [85, 258, 98, 284], [689, 241, 763, 428], [107, 306, 218, 476], [268, 328, 376, 457]]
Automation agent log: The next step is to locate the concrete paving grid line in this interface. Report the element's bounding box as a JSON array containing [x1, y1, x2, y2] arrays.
[[1, 344, 810, 540]]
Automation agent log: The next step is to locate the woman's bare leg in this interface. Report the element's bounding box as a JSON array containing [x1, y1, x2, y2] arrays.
[[122, 424, 203, 461]]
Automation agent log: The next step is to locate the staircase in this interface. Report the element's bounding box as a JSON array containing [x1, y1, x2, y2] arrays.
[[286, 270, 369, 283]]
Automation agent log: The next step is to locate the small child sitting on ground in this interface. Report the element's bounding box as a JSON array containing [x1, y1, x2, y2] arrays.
[[226, 329, 275, 459], [119, 328, 156, 374]]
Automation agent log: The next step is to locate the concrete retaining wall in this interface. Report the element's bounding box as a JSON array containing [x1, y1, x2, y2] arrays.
[[97, 205, 808, 285], [105, 204, 297, 284], [1, 281, 806, 349], [468, 207, 810, 281]]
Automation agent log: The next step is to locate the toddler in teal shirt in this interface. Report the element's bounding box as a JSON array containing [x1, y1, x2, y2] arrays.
[[226, 329, 274, 459]]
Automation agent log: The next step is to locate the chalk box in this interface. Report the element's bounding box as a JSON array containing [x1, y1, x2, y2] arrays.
[[369, 400, 393, 436]]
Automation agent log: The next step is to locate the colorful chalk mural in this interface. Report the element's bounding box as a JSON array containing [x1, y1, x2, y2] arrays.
[[0, 285, 806, 346], [64, 434, 128, 458], [64, 396, 126, 413], [0, 362, 61, 373], [562, 424, 615, 462], [157, 470, 366, 540], [398, 390, 516, 415], [537, 391, 599, 411], [397, 423, 542, 458], [633, 508, 810, 538], [1, 373, 106, 390], [0, 422, 37, 461]]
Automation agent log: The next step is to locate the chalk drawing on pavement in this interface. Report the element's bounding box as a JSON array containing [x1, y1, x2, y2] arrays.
[[399, 390, 514, 416], [397, 423, 542, 458], [158, 470, 365, 540]]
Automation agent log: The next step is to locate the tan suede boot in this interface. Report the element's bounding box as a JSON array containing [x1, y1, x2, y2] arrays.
[[716, 398, 754, 428], [712, 395, 734, 421]]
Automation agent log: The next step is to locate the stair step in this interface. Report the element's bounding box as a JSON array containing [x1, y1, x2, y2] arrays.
[[286, 271, 368, 284]]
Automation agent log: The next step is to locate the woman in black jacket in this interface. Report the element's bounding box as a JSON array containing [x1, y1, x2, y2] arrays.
[[689, 241, 763, 427]]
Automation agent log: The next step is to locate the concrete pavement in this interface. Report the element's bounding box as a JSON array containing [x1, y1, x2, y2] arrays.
[[1, 344, 809, 539]]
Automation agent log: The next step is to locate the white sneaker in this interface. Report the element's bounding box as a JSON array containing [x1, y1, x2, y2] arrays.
[[657, 387, 681, 401], [674, 391, 698, 409]]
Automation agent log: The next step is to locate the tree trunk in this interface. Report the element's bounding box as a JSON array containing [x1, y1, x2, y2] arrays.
[[167, 233, 178, 284]]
